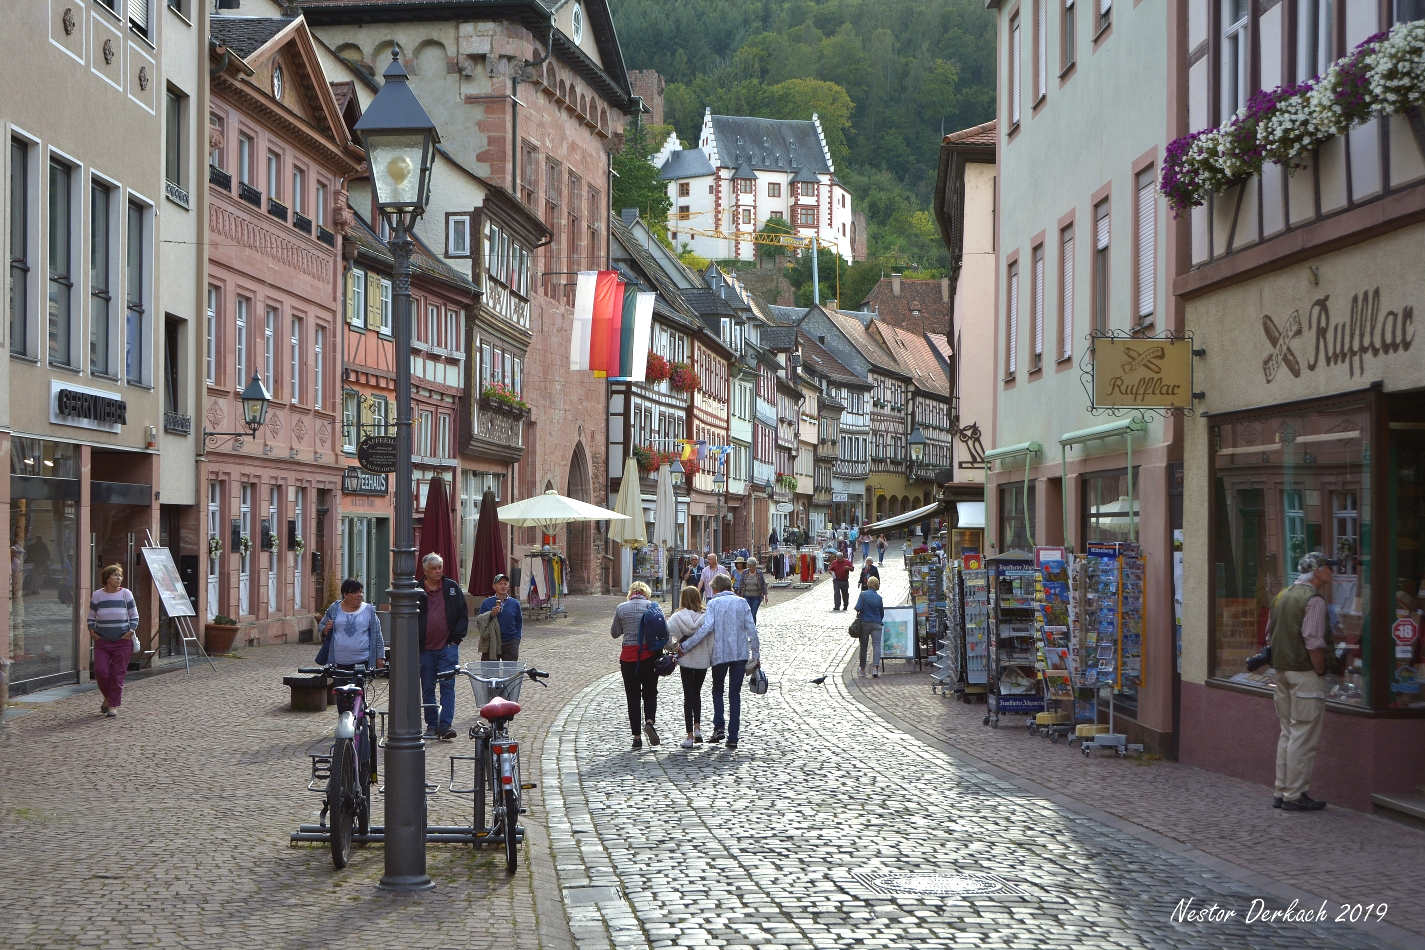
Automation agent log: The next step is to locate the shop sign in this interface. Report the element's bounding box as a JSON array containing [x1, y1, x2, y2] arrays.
[[342, 466, 389, 495], [1393, 618, 1419, 647], [357, 435, 398, 474], [1091, 336, 1193, 410], [831, 492, 849, 502], [774, 502, 794, 514], [1262, 288, 1415, 383], [50, 380, 127, 433]]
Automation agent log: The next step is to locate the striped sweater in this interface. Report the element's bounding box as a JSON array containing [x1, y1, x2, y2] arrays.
[[87, 587, 140, 641]]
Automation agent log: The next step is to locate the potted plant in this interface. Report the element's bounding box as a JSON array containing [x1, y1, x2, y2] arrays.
[[205, 614, 240, 654], [646, 352, 670, 383], [668, 361, 701, 394], [481, 382, 531, 414]]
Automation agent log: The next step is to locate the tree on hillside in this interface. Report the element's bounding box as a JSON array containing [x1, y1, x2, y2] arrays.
[[760, 78, 854, 170], [612, 122, 672, 239]]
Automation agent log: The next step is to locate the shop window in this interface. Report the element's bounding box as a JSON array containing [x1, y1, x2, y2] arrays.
[[1082, 468, 1139, 544], [1210, 400, 1372, 707], [999, 482, 1036, 551]]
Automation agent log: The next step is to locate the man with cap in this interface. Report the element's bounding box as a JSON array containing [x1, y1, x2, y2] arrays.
[[1264, 551, 1336, 811], [477, 572, 523, 661]]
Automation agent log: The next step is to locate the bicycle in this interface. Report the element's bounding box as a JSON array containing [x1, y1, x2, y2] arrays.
[[299, 663, 387, 869], [441, 661, 549, 874]]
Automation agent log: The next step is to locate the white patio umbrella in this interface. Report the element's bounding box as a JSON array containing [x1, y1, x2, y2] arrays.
[[608, 458, 648, 548], [652, 463, 678, 549], [496, 489, 629, 528]]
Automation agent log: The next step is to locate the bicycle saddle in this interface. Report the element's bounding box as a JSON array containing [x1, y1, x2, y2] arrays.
[[480, 697, 522, 721]]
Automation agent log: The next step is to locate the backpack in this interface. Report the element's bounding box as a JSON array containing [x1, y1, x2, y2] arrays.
[[638, 603, 670, 653]]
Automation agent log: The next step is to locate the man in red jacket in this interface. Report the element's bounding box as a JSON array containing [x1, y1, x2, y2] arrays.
[[828, 554, 854, 611]]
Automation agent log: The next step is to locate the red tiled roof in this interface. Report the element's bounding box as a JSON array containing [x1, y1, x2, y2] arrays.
[[943, 119, 996, 147], [873, 322, 950, 397]]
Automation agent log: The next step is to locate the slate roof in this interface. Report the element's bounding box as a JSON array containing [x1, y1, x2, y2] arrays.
[[211, 16, 292, 58], [709, 115, 831, 174], [609, 215, 702, 325], [680, 288, 736, 317], [797, 332, 867, 389], [732, 159, 757, 180], [760, 325, 797, 351], [658, 148, 715, 180], [824, 308, 906, 377], [874, 322, 950, 397], [346, 212, 477, 294], [766, 305, 807, 327], [791, 166, 820, 184]]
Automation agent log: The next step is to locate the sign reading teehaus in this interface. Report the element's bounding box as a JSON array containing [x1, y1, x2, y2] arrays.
[[1091, 336, 1194, 410]]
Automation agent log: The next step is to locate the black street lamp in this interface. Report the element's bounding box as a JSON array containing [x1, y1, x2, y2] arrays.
[[354, 50, 439, 893], [202, 372, 272, 448]]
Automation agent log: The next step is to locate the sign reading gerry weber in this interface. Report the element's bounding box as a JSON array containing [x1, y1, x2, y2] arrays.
[[1090, 336, 1193, 410], [1261, 287, 1415, 383]]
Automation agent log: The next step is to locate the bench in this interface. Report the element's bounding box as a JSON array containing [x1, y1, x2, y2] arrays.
[[282, 674, 330, 712]]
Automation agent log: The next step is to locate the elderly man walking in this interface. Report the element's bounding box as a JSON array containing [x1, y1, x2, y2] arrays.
[[417, 553, 469, 741], [678, 574, 760, 751], [698, 552, 729, 600]]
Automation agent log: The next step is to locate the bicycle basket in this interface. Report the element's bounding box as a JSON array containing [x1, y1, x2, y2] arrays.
[[466, 660, 528, 706]]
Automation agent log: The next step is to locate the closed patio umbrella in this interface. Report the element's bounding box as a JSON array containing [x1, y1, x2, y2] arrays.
[[652, 463, 677, 550], [417, 476, 460, 586], [608, 457, 647, 549], [467, 489, 507, 599]]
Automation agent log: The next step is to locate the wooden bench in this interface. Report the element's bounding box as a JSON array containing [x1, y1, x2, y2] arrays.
[[282, 674, 330, 712]]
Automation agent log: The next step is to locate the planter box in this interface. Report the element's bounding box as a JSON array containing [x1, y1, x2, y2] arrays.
[[205, 623, 240, 654]]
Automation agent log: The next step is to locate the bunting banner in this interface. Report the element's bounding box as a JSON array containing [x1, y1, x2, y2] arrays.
[[569, 270, 599, 371]]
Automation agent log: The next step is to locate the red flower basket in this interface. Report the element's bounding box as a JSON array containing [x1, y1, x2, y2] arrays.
[[646, 352, 671, 382]]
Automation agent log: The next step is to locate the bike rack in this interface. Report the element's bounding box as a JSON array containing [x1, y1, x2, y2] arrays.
[[289, 824, 525, 846]]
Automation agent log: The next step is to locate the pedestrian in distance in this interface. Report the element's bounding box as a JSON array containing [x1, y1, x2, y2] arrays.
[[698, 552, 728, 601], [828, 552, 854, 611], [87, 564, 139, 718], [854, 574, 885, 678], [611, 581, 661, 749], [740, 557, 770, 621], [316, 578, 386, 669], [416, 553, 469, 741], [667, 586, 711, 749], [857, 557, 880, 592], [877, 535, 887, 564], [731, 557, 746, 594], [476, 572, 523, 661], [1267, 551, 1337, 811], [678, 573, 760, 751]]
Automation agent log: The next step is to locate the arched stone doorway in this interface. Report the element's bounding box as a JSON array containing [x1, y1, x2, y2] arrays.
[[566, 443, 593, 592]]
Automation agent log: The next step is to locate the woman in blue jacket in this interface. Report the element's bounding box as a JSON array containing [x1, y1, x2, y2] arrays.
[[316, 579, 386, 668], [853, 574, 884, 678]]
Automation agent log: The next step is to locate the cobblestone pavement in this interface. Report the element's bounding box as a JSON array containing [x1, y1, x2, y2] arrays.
[[544, 561, 1414, 950], [0, 592, 628, 950]]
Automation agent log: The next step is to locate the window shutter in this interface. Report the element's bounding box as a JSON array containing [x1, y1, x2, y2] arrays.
[[1061, 233, 1074, 360], [1011, 23, 1022, 123], [1007, 270, 1019, 375], [129, 0, 149, 33], [366, 276, 382, 329], [1033, 250, 1045, 358], [1095, 209, 1110, 250], [344, 270, 353, 324], [1037, 0, 1048, 98], [1136, 173, 1156, 319]]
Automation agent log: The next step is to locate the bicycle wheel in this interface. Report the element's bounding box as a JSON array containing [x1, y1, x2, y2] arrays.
[[471, 736, 487, 844], [502, 787, 520, 874], [327, 739, 357, 869]]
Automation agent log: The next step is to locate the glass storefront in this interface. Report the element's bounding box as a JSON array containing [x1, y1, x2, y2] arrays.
[[1387, 397, 1425, 710], [1083, 468, 1140, 544], [9, 439, 81, 692], [1210, 399, 1373, 707], [999, 482, 1036, 551]]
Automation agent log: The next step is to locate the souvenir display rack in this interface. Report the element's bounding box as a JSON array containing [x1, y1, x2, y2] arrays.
[[934, 563, 990, 701], [1029, 556, 1083, 740], [518, 548, 568, 619], [907, 553, 941, 667], [932, 562, 963, 694], [1073, 543, 1146, 757], [983, 552, 1045, 727]]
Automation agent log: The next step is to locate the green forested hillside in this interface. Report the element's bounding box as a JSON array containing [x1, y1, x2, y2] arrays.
[[611, 0, 997, 283]]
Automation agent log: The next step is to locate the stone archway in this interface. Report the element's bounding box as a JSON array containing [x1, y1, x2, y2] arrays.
[[566, 443, 593, 592]]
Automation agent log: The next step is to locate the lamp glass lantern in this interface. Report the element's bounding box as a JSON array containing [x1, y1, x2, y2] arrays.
[[240, 372, 273, 435], [353, 52, 440, 224], [908, 425, 926, 463]]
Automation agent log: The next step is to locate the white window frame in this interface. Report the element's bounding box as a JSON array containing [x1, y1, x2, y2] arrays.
[[315, 181, 328, 227], [1135, 167, 1157, 322], [1036, 0, 1048, 101], [314, 325, 325, 409], [238, 133, 253, 186], [239, 482, 252, 616], [124, 193, 154, 386], [1060, 226, 1074, 361], [89, 173, 120, 377], [205, 285, 218, 383], [292, 486, 305, 611], [1032, 244, 1045, 368], [1295, 0, 1335, 83], [418, 410, 433, 458], [1221, 0, 1250, 121], [380, 277, 392, 334], [438, 413, 451, 460], [289, 315, 302, 403], [267, 485, 280, 613], [448, 214, 470, 256], [1093, 201, 1110, 333], [263, 305, 277, 393], [350, 268, 366, 325], [266, 150, 281, 202], [206, 480, 221, 620], [10, 131, 41, 360], [290, 165, 304, 215], [1006, 261, 1019, 376], [47, 151, 81, 370], [342, 390, 358, 452], [1010, 15, 1022, 127], [235, 294, 249, 386]]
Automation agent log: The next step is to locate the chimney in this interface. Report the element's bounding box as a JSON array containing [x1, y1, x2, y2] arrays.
[[891, 273, 902, 296], [941, 277, 950, 302]]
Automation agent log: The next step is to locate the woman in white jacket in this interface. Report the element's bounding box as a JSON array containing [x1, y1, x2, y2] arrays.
[[668, 585, 711, 749]]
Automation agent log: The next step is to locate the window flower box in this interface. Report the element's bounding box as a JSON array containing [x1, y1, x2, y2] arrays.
[[480, 383, 530, 414]]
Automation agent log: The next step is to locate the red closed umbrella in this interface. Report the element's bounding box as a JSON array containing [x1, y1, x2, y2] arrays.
[[467, 489, 507, 600], [417, 476, 460, 586]]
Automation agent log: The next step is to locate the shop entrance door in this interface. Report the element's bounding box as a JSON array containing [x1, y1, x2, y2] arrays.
[[1387, 392, 1425, 710]]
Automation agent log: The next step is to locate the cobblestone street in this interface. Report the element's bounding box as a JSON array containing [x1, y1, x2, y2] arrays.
[[2, 560, 1421, 949]]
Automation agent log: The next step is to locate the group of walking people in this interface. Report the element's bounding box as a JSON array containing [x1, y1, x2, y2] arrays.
[[613, 569, 762, 752]]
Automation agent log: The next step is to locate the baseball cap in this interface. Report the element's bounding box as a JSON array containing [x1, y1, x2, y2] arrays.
[[1297, 552, 1338, 573], [492, 573, 509, 584]]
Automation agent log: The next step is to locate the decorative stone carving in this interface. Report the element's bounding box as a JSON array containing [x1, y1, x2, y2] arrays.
[[318, 423, 331, 447], [206, 400, 224, 430], [265, 409, 283, 438], [208, 123, 224, 153], [62, 7, 76, 35], [292, 417, 307, 443], [103, 38, 115, 65], [138, 65, 149, 90], [332, 194, 354, 232]]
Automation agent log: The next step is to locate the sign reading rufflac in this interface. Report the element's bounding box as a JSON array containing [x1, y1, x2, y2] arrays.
[[1091, 336, 1193, 410]]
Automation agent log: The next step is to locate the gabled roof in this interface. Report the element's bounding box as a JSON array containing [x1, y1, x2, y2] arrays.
[[609, 215, 702, 326], [926, 331, 953, 363], [679, 288, 736, 317], [944, 118, 997, 149], [823, 308, 907, 378], [791, 166, 819, 184], [760, 326, 797, 351], [211, 16, 292, 57], [873, 322, 950, 397], [766, 305, 807, 327], [658, 148, 715, 180], [797, 332, 867, 389], [347, 211, 477, 294], [709, 114, 832, 174]]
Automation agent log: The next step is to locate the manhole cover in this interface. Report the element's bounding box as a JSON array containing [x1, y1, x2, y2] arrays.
[[851, 871, 1025, 898]]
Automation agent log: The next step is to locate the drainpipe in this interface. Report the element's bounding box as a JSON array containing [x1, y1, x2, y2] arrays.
[[511, 18, 555, 193]]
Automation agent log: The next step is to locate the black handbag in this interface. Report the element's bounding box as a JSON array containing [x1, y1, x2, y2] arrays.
[[848, 617, 863, 639], [654, 651, 678, 677]]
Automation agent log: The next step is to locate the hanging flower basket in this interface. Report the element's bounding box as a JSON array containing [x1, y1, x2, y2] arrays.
[[668, 361, 701, 394], [646, 352, 670, 383], [634, 446, 679, 474], [238, 535, 252, 558], [1161, 21, 1425, 216], [208, 535, 222, 560], [291, 537, 305, 556]]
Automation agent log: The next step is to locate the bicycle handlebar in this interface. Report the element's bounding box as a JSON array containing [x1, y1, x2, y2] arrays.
[[434, 665, 550, 684], [297, 664, 388, 679]]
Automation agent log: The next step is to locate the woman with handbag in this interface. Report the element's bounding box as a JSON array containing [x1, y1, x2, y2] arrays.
[[857, 557, 880, 592], [87, 564, 140, 717], [316, 578, 386, 670], [853, 574, 885, 678], [667, 586, 711, 749], [611, 581, 661, 749]]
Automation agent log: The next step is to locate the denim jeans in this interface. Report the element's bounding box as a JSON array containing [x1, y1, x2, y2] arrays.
[[858, 622, 883, 673], [743, 596, 762, 621], [419, 642, 460, 731], [711, 660, 747, 741]]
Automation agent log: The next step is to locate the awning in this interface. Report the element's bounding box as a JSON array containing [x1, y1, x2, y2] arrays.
[[863, 500, 943, 533], [955, 501, 985, 529]]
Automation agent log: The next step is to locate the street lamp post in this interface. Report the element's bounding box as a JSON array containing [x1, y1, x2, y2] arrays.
[[353, 50, 440, 892]]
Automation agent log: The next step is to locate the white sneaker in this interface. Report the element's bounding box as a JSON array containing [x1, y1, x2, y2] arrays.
[[680, 737, 695, 749], [692, 728, 703, 743]]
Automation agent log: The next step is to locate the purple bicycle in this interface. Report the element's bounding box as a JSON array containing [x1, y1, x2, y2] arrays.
[[299, 663, 387, 868]]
